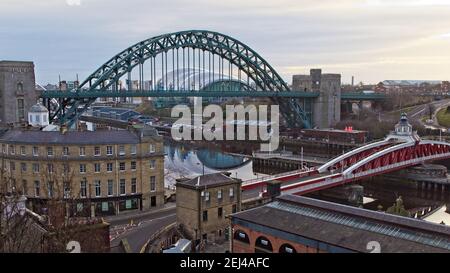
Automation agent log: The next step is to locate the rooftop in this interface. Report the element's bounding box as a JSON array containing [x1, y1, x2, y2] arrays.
[[231, 195, 450, 253], [0, 129, 142, 145], [177, 172, 241, 190]]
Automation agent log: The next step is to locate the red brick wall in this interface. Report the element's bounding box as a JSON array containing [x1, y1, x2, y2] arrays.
[[232, 224, 325, 253]]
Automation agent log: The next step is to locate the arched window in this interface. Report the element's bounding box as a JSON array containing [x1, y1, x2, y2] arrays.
[[255, 236, 273, 253], [279, 243, 297, 253], [233, 230, 250, 244], [17, 82, 23, 92]]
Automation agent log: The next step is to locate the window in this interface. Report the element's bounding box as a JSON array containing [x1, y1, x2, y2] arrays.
[[79, 147, 85, 156], [107, 163, 113, 172], [204, 191, 210, 202], [106, 146, 113, 155], [20, 163, 27, 172], [47, 164, 54, 174], [17, 82, 23, 92], [149, 144, 155, 153], [119, 162, 125, 171], [202, 210, 208, 222], [63, 164, 70, 174], [107, 180, 113, 196], [63, 182, 71, 198], [150, 176, 156, 192], [94, 180, 101, 197], [255, 236, 273, 253], [63, 147, 69, 156], [94, 163, 101, 173], [229, 187, 234, 198], [79, 164, 86, 173], [47, 147, 53, 156], [34, 181, 40, 197], [10, 161, 15, 171], [32, 163, 39, 173], [10, 145, 15, 155], [150, 160, 156, 169], [119, 179, 126, 195], [20, 146, 26, 155], [94, 146, 101, 156], [232, 204, 237, 213], [17, 99, 25, 120], [2, 144, 5, 154], [218, 207, 223, 218], [279, 244, 297, 253], [131, 178, 137, 194], [119, 145, 125, 155], [131, 161, 136, 171], [32, 146, 38, 156], [47, 181, 54, 198], [131, 145, 137, 155], [80, 180, 87, 198], [218, 190, 222, 200], [233, 230, 250, 244]]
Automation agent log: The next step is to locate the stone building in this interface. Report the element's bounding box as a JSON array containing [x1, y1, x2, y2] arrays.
[[0, 61, 39, 125], [292, 69, 341, 128], [176, 173, 242, 244], [0, 126, 164, 216]]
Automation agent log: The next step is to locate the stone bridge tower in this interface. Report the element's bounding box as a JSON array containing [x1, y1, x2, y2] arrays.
[[292, 69, 341, 128]]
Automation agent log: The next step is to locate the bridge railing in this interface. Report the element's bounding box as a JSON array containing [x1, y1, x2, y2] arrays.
[[242, 167, 316, 187], [281, 175, 344, 194]]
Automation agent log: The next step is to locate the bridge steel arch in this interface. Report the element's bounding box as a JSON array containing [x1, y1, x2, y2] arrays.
[[317, 139, 394, 173], [50, 30, 310, 128]]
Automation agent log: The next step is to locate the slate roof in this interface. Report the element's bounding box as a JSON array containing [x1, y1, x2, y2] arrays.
[[0, 129, 141, 145], [231, 195, 450, 253], [177, 172, 241, 190]]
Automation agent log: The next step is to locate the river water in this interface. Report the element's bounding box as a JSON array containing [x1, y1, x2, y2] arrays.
[[164, 144, 257, 189], [164, 143, 450, 225]]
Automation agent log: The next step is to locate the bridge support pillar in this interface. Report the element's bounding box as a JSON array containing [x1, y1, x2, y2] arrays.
[[347, 185, 364, 207], [300, 69, 341, 128]]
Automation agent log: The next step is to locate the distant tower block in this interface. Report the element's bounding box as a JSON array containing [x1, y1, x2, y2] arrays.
[[0, 61, 38, 125], [292, 69, 341, 128]]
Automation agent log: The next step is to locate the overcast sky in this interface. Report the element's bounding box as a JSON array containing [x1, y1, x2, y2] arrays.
[[1, 0, 450, 85]]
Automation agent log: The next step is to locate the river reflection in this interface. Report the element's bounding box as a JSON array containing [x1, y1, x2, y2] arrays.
[[164, 144, 257, 188]]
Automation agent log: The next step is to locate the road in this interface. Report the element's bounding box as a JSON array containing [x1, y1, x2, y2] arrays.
[[383, 99, 450, 130], [108, 205, 176, 253]]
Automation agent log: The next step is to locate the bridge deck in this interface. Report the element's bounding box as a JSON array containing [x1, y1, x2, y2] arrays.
[[41, 90, 386, 100], [281, 172, 332, 188]]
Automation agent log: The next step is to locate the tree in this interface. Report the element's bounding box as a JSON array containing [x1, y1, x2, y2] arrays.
[[0, 159, 109, 253], [428, 104, 435, 120]]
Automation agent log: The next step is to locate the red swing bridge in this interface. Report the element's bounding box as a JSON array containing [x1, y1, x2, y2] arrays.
[[241, 113, 450, 198]]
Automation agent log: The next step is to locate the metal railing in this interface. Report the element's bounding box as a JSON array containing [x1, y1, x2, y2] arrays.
[[242, 167, 316, 187]]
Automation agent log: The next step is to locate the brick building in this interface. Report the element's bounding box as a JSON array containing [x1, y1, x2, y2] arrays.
[[0, 61, 39, 125], [176, 173, 242, 244], [230, 195, 450, 253], [0, 126, 165, 216]]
